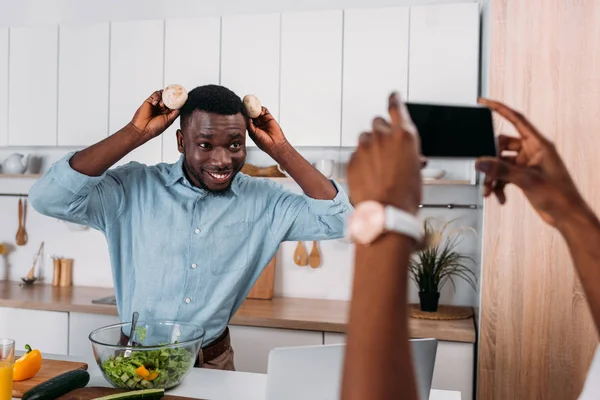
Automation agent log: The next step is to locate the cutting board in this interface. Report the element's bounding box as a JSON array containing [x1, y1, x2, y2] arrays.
[[12, 359, 88, 397], [246, 254, 276, 300], [57, 387, 203, 399]]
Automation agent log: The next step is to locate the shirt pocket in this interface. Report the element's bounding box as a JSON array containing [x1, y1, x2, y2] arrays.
[[209, 221, 251, 275]]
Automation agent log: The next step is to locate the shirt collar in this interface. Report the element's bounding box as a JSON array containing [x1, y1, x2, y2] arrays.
[[166, 154, 241, 196]]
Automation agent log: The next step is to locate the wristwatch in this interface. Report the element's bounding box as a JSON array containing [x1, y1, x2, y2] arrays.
[[347, 200, 423, 245]]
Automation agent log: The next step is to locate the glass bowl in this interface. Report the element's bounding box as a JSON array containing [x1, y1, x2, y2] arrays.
[[89, 320, 205, 390]]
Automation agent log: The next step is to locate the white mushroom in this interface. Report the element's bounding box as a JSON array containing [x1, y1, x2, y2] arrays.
[[162, 84, 188, 110], [243, 94, 262, 118]]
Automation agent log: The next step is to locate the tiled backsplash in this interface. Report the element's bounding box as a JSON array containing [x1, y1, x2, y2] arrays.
[[0, 147, 483, 306]]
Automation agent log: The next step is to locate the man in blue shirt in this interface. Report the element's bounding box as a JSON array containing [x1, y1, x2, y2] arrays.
[[29, 85, 352, 370]]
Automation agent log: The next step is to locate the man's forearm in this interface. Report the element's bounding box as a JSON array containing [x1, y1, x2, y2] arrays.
[[341, 234, 419, 400], [70, 123, 150, 176], [558, 206, 600, 334], [272, 142, 337, 200]]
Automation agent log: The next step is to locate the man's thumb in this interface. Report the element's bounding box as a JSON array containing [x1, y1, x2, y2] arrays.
[[475, 157, 529, 188]]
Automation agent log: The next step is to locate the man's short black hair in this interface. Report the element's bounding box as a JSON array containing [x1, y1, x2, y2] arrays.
[[179, 84, 246, 130]]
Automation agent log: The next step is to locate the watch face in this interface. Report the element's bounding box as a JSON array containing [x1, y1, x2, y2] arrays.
[[349, 201, 385, 244]]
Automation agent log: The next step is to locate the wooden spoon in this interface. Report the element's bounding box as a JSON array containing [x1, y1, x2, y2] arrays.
[[308, 241, 321, 269], [15, 198, 27, 246], [293, 241, 308, 266]]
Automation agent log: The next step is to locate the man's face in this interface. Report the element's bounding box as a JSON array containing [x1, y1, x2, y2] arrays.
[[177, 110, 247, 192]]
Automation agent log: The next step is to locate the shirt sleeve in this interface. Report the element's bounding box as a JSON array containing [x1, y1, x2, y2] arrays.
[[28, 152, 130, 232], [266, 179, 354, 242]]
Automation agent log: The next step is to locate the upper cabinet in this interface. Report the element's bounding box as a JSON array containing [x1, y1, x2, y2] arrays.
[[408, 3, 480, 105], [110, 20, 164, 167], [279, 10, 343, 147], [221, 13, 281, 148], [341, 7, 410, 147], [58, 22, 110, 147], [8, 25, 58, 146], [162, 17, 221, 163], [0, 28, 8, 147]]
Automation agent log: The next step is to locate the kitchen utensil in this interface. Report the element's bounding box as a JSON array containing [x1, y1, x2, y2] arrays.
[[21, 241, 44, 285], [240, 163, 287, 178], [247, 255, 276, 300], [124, 311, 139, 358], [2, 153, 29, 174], [57, 387, 202, 400], [15, 199, 27, 246], [59, 258, 74, 287], [421, 168, 446, 180], [52, 257, 61, 286], [293, 241, 308, 266], [89, 320, 205, 390], [308, 241, 321, 269], [315, 159, 335, 178], [11, 359, 87, 398]]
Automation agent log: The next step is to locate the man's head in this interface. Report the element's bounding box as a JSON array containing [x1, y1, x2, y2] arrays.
[[176, 85, 247, 192]]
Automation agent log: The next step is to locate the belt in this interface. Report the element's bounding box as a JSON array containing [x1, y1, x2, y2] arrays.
[[119, 326, 230, 367]]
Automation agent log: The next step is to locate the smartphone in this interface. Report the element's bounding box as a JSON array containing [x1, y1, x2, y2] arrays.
[[406, 102, 497, 158]]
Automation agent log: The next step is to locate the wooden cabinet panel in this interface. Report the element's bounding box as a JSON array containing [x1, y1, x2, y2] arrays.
[[110, 20, 164, 167], [341, 7, 409, 147], [0, 28, 7, 147], [8, 25, 58, 146], [0, 307, 68, 354], [162, 17, 220, 163], [221, 13, 280, 148], [279, 10, 343, 146], [408, 3, 480, 105], [68, 312, 120, 364], [229, 325, 322, 373], [58, 22, 110, 147]]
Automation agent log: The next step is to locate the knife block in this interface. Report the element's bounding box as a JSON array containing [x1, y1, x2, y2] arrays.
[[247, 254, 276, 300]]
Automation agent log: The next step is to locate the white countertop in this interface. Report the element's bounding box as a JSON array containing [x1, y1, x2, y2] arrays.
[[13, 353, 461, 400]]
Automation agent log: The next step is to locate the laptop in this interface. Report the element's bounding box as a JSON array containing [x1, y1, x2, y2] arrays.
[[265, 338, 438, 400]]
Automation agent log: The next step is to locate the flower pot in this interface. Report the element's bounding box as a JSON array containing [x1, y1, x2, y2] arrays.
[[418, 292, 440, 312]]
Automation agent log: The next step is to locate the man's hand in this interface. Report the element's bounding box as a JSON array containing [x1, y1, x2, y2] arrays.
[[347, 93, 423, 215], [130, 90, 180, 139], [246, 107, 289, 158], [475, 98, 586, 227]]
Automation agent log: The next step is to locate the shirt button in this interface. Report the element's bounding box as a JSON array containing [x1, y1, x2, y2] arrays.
[[194, 228, 200, 234], [185, 297, 191, 304], [191, 263, 197, 269]]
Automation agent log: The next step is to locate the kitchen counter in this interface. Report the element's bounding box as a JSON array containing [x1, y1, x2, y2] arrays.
[[11, 352, 462, 400], [0, 280, 476, 343]]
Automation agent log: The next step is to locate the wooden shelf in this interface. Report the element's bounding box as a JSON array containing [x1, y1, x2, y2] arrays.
[[0, 174, 42, 178], [264, 177, 473, 186]]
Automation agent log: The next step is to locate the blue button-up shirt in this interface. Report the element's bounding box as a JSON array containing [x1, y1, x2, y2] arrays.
[[29, 153, 352, 344]]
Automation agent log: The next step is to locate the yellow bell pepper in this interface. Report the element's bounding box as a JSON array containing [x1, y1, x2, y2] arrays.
[[13, 344, 42, 381], [135, 365, 150, 378], [145, 371, 159, 381]]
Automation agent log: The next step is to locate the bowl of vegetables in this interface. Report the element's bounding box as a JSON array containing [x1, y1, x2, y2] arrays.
[[89, 320, 205, 390]]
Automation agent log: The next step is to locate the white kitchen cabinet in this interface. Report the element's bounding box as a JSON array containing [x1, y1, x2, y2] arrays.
[[162, 17, 220, 163], [221, 13, 281, 148], [0, 28, 8, 147], [8, 25, 58, 146], [0, 307, 68, 354], [408, 3, 480, 105], [279, 10, 343, 146], [322, 333, 474, 400], [58, 22, 110, 147], [341, 7, 410, 147], [69, 312, 120, 364], [110, 20, 164, 167], [229, 325, 323, 373]]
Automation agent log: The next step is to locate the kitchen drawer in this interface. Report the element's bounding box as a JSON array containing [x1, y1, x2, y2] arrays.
[[68, 312, 120, 365], [0, 307, 68, 354], [229, 325, 323, 374]]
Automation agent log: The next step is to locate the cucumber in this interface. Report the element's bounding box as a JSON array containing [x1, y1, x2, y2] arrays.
[[93, 388, 165, 399], [22, 369, 90, 400]]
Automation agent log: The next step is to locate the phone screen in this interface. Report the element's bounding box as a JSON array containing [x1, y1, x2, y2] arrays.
[[406, 102, 497, 158]]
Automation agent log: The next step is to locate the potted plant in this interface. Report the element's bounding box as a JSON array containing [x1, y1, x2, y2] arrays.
[[409, 217, 477, 312]]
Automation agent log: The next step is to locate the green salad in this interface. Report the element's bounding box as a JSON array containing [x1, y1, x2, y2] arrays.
[[101, 345, 195, 389]]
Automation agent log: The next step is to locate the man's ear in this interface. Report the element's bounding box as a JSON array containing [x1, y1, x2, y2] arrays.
[[176, 129, 184, 154]]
